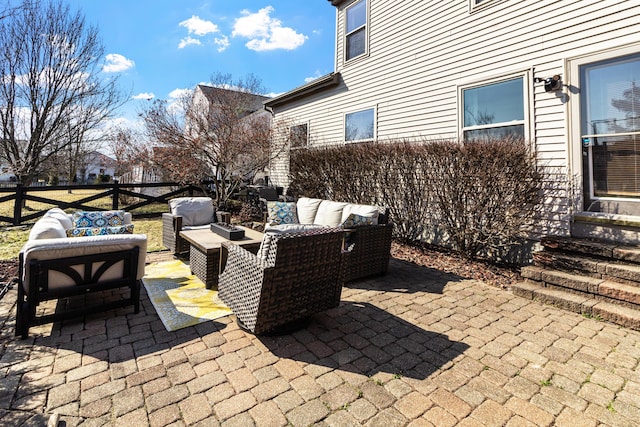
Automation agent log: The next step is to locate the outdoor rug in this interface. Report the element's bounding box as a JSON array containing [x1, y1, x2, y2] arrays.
[[142, 260, 232, 331]]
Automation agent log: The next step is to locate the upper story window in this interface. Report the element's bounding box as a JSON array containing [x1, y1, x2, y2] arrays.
[[290, 123, 309, 149], [461, 76, 526, 140], [345, 0, 367, 62], [345, 108, 375, 142]]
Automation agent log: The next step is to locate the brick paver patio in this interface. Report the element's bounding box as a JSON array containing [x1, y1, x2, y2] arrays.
[[1, 254, 639, 426]]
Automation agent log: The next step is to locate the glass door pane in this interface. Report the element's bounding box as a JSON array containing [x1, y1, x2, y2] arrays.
[[581, 53, 640, 199]]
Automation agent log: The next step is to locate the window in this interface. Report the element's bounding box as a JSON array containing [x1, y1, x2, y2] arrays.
[[345, 0, 367, 61], [461, 77, 525, 140], [290, 123, 308, 148], [345, 108, 374, 142]]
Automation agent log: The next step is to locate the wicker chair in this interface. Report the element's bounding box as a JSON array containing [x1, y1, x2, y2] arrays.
[[218, 228, 345, 335], [162, 197, 215, 255]]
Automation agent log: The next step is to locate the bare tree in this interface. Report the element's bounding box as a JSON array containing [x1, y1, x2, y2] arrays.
[[0, 0, 125, 185], [142, 73, 276, 209]]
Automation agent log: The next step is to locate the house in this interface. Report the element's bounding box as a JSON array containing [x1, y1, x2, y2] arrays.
[[264, 0, 640, 244], [77, 151, 116, 183], [191, 84, 272, 183]]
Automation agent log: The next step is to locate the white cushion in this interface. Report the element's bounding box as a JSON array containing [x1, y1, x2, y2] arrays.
[[169, 197, 214, 226], [314, 201, 348, 227], [296, 197, 323, 224], [29, 217, 67, 240], [43, 208, 73, 230], [341, 204, 380, 225]]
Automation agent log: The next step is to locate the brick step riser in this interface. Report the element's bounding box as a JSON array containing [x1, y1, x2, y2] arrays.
[[523, 278, 640, 311], [531, 253, 640, 286], [512, 282, 640, 331]]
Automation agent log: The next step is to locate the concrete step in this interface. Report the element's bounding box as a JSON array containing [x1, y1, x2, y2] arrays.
[[532, 252, 640, 284], [512, 281, 640, 331]]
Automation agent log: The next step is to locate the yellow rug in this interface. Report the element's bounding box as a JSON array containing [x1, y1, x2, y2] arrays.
[[142, 260, 232, 331]]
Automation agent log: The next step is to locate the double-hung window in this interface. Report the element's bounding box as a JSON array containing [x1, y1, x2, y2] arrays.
[[345, 108, 374, 142], [461, 76, 526, 140], [345, 0, 367, 62]]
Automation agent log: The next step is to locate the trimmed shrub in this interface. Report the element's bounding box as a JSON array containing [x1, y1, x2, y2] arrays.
[[289, 137, 543, 261]]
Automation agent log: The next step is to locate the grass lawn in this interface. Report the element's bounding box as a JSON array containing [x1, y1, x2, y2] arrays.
[[0, 218, 165, 260]]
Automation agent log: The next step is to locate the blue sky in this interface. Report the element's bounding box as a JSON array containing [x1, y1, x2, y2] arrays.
[[62, 0, 336, 128]]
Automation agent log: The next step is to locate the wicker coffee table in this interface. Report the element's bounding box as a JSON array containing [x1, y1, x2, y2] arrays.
[[179, 226, 263, 289]]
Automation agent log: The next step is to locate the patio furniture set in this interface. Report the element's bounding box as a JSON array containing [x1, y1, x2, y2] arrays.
[[15, 195, 392, 338]]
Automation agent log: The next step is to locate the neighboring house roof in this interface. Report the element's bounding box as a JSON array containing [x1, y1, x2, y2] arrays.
[[263, 72, 341, 109], [196, 84, 269, 113]]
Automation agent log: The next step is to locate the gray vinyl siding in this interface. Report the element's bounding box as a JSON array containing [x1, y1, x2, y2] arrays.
[[268, 0, 640, 237]]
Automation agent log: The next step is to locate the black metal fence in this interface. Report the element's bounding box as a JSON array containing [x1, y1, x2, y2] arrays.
[[0, 181, 209, 226]]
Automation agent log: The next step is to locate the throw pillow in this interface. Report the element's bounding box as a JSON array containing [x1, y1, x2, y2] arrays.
[[340, 213, 374, 229], [66, 224, 135, 237], [72, 210, 125, 228], [267, 201, 299, 225]]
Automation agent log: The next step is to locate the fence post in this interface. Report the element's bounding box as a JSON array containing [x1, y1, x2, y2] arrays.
[[13, 183, 24, 226], [112, 180, 119, 210], [188, 184, 194, 197]]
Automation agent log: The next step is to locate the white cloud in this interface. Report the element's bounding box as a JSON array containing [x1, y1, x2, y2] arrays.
[[169, 88, 192, 100], [103, 53, 135, 73], [179, 15, 219, 36], [304, 70, 323, 83], [214, 35, 230, 52], [178, 36, 202, 49], [167, 88, 193, 115], [232, 6, 307, 51], [132, 92, 155, 100]]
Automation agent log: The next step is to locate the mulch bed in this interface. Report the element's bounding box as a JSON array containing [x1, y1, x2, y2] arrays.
[[391, 242, 521, 289]]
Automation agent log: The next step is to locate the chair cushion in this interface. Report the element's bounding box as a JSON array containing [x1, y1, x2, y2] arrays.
[[315, 201, 348, 227], [296, 197, 323, 224], [29, 217, 67, 240], [340, 204, 380, 225], [43, 208, 73, 230], [169, 197, 215, 226], [66, 224, 135, 237], [72, 210, 125, 228], [340, 213, 374, 228], [267, 201, 299, 225]]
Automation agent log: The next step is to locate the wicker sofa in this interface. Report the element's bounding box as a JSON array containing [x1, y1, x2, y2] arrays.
[[16, 208, 147, 339], [266, 197, 393, 282], [218, 228, 345, 334]]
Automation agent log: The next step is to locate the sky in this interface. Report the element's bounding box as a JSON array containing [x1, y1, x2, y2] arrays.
[[61, 0, 336, 129]]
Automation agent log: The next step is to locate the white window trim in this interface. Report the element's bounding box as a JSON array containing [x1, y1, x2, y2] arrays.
[[457, 70, 532, 142], [344, 106, 377, 143], [343, 0, 369, 64]]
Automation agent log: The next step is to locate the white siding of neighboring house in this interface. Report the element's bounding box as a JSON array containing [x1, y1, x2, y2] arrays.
[[268, 0, 640, 238]]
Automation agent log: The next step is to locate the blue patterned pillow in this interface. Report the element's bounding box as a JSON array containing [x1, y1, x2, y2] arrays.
[[66, 224, 134, 237], [340, 213, 373, 228], [267, 202, 299, 225], [72, 210, 125, 228]]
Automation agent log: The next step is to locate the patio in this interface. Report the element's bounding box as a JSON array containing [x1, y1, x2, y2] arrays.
[[1, 252, 639, 426]]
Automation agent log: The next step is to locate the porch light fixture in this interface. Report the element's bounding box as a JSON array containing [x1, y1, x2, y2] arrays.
[[534, 75, 562, 92]]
